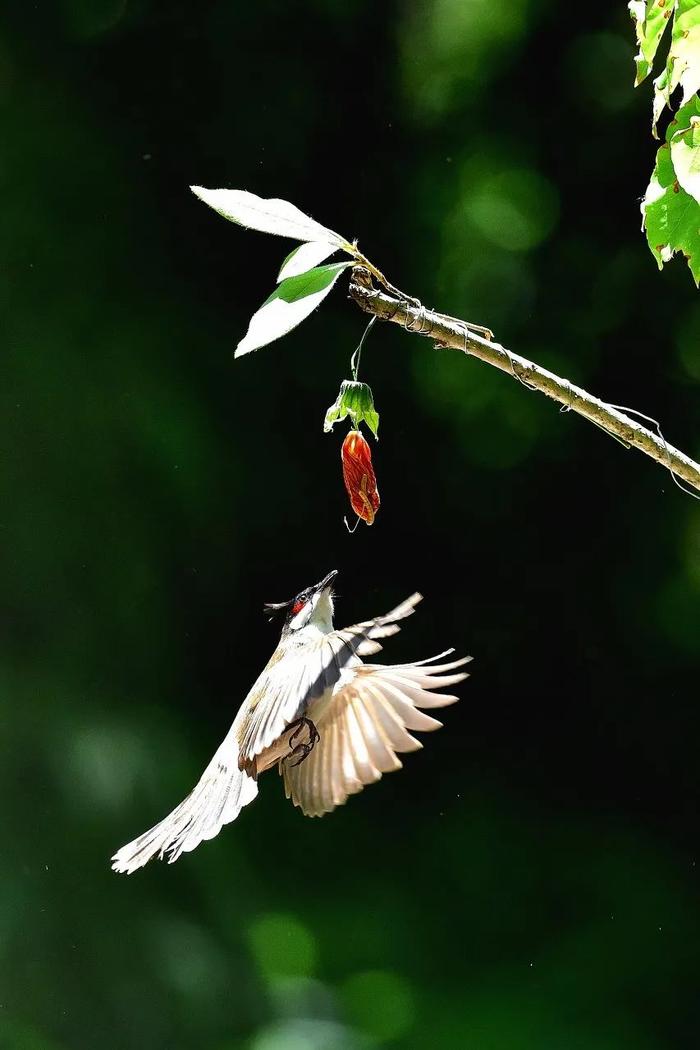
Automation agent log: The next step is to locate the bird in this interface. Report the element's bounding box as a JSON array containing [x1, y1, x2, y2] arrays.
[[111, 570, 470, 873]]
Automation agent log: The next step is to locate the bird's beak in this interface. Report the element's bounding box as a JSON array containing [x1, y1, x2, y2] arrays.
[[316, 569, 338, 592]]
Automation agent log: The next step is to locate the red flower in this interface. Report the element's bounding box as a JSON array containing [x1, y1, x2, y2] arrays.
[[341, 430, 380, 525]]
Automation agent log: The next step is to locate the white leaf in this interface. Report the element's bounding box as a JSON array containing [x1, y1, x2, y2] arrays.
[[670, 105, 700, 205], [235, 262, 352, 357], [277, 240, 339, 282], [191, 187, 347, 247], [628, 1, 645, 23]]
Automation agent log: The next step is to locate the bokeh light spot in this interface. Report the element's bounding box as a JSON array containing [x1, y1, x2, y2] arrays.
[[150, 917, 228, 1000], [413, 351, 540, 470], [399, 0, 532, 120], [66, 725, 146, 810], [466, 169, 559, 252], [250, 1018, 368, 1050], [248, 913, 318, 980], [267, 975, 337, 1021], [341, 969, 414, 1043], [430, 0, 528, 56]]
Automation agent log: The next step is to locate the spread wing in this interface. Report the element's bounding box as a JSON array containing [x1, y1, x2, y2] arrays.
[[236, 592, 423, 768], [111, 724, 258, 874], [112, 593, 424, 872], [282, 651, 471, 817]]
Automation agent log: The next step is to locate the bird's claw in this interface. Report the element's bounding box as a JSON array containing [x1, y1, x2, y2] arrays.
[[286, 717, 320, 767]]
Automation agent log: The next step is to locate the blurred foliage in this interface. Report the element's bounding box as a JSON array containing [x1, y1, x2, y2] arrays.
[[1, 2, 699, 1049]]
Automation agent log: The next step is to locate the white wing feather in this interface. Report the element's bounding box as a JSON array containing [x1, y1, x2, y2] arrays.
[[112, 592, 429, 871], [236, 593, 423, 765], [282, 650, 471, 817], [111, 726, 258, 874]]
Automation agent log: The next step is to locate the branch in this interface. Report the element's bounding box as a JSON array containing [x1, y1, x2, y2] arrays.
[[348, 269, 700, 497]]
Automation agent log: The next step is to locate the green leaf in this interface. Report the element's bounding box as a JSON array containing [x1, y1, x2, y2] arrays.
[[324, 380, 379, 439], [235, 262, 353, 357], [650, 0, 700, 134], [669, 95, 700, 202], [191, 187, 349, 248], [671, 0, 700, 103], [629, 0, 674, 85], [277, 240, 339, 282], [642, 110, 700, 285], [652, 63, 671, 133]]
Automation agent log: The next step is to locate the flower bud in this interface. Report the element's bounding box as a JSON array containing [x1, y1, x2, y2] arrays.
[[341, 430, 380, 525]]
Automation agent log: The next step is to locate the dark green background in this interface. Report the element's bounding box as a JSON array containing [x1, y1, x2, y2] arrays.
[[2, 2, 699, 1048]]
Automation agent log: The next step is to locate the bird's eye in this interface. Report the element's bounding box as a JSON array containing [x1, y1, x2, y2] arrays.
[[292, 600, 306, 616]]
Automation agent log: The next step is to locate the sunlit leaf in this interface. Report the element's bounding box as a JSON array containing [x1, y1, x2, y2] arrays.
[[235, 262, 353, 357], [191, 186, 348, 247], [650, 0, 700, 135], [669, 96, 700, 203], [652, 64, 671, 134], [672, 18, 700, 104], [642, 110, 700, 285], [628, 0, 673, 85], [324, 380, 379, 438], [277, 240, 340, 282]]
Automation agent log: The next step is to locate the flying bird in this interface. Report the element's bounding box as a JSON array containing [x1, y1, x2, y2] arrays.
[[112, 571, 470, 873]]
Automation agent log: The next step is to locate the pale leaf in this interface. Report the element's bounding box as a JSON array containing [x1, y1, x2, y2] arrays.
[[642, 106, 700, 285], [669, 97, 700, 203], [191, 187, 348, 247], [277, 241, 339, 282], [628, 0, 673, 86], [235, 262, 352, 357]]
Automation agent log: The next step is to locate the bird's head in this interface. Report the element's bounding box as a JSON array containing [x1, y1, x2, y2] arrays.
[[264, 569, 338, 636]]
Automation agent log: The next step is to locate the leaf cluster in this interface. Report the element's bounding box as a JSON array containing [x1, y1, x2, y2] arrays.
[[191, 187, 355, 355], [630, 0, 700, 282]]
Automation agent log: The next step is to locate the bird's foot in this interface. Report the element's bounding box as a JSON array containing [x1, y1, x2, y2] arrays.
[[286, 717, 320, 767]]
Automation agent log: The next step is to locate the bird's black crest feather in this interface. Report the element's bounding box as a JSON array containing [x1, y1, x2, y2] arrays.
[[263, 598, 293, 621]]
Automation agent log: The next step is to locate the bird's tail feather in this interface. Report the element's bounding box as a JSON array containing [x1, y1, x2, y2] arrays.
[[111, 732, 258, 874]]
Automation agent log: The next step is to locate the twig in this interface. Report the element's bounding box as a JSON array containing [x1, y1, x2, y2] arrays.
[[348, 269, 700, 497]]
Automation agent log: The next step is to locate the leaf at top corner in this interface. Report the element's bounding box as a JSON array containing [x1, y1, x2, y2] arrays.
[[669, 95, 700, 203], [651, 0, 700, 134], [671, 4, 700, 103], [642, 113, 700, 285], [190, 187, 349, 248], [277, 240, 340, 282], [628, 0, 673, 86], [235, 261, 353, 357], [324, 380, 379, 439]]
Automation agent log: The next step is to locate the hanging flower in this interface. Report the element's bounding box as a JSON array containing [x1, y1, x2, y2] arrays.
[[324, 380, 379, 438], [341, 430, 380, 525]]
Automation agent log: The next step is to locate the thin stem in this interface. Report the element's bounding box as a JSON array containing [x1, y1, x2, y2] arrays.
[[351, 315, 377, 381], [348, 268, 700, 497]]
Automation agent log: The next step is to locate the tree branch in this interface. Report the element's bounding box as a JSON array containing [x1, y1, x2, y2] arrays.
[[348, 268, 700, 497]]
